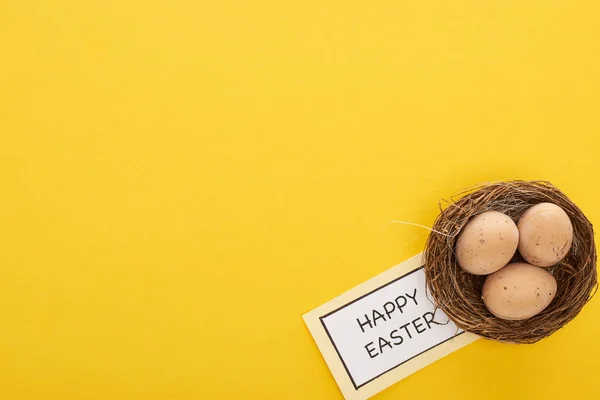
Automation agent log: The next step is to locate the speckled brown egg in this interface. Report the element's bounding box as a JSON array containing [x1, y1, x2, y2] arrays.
[[482, 262, 557, 320], [517, 203, 573, 267], [456, 211, 519, 275]]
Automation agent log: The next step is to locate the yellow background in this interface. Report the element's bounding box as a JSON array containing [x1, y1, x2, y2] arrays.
[[1, 1, 599, 399]]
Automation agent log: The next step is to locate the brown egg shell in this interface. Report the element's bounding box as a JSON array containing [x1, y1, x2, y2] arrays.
[[518, 202, 573, 267], [482, 262, 557, 321], [456, 211, 519, 275]]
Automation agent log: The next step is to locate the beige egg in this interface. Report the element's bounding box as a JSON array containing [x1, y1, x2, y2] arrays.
[[517, 203, 573, 267], [482, 262, 557, 320], [456, 211, 519, 275]]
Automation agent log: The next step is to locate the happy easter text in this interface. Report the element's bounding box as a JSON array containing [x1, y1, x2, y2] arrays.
[[356, 288, 436, 358]]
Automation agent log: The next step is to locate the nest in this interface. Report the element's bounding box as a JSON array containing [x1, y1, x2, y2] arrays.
[[423, 181, 597, 343]]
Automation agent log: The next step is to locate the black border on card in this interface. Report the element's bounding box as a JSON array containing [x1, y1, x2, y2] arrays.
[[319, 266, 465, 390]]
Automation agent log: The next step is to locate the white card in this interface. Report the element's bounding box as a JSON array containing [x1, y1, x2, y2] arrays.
[[303, 253, 479, 400]]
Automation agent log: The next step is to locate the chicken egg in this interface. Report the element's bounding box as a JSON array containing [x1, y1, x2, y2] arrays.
[[456, 211, 519, 275], [482, 262, 557, 320], [517, 203, 573, 267]]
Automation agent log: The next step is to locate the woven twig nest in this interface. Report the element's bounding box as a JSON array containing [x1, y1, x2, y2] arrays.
[[423, 181, 597, 343]]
